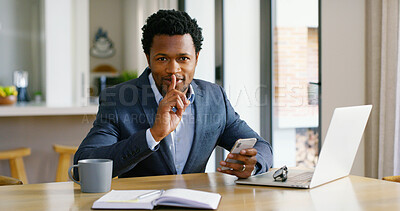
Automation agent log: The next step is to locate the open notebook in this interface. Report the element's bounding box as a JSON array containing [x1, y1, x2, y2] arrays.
[[92, 188, 221, 210]]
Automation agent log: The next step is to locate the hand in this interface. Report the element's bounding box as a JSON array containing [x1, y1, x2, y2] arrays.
[[217, 148, 258, 179], [150, 75, 190, 142]]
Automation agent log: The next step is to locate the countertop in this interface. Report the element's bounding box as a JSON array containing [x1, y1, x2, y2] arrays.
[[0, 102, 98, 117]]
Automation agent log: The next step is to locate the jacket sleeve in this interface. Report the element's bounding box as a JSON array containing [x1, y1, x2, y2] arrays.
[[217, 86, 273, 174], [73, 89, 158, 179]]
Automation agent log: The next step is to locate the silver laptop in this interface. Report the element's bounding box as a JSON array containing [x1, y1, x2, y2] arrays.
[[236, 105, 372, 189]]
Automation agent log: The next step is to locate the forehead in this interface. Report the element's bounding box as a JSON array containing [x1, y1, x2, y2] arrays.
[[150, 34, 196, 55]]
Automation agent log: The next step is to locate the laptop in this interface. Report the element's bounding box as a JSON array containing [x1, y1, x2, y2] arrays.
[[236, 105, 372, 189]]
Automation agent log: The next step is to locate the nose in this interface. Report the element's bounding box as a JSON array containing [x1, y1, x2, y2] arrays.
[[166, 60, 181, 74]]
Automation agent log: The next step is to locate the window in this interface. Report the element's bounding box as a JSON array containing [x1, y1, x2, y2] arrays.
[[264, 0, 320, 168]]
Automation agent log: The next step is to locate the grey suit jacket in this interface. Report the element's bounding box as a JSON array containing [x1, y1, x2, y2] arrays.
[[74, 69, 273, 178]]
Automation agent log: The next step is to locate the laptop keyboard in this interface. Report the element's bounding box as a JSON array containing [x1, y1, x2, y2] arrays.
[[287, 172, 313, 183]]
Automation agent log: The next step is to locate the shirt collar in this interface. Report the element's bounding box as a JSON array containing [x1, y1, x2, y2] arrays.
[[148, 72, 195, 105]]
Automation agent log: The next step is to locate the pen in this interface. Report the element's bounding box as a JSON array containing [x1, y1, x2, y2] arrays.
[[136, 190, 164, 200]]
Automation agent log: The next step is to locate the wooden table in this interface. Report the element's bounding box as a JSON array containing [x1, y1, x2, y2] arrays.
[[0, 172, 400, 210]]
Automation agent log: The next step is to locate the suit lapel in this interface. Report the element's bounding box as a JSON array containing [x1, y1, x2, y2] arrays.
[[137, 68, 176, 174], [182, 81, 206, 173]]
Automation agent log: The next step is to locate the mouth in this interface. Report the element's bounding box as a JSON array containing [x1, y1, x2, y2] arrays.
[[162, 76, 184, 86]]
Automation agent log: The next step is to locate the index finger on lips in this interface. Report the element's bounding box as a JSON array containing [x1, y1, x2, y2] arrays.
[[168, 75, 177, 91]]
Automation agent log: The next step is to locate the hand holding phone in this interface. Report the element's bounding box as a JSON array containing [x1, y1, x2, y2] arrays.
[[221, 138, 257, 170]]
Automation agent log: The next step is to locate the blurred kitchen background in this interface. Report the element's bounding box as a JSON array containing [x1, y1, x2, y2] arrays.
[[0, 0, 367, 184]]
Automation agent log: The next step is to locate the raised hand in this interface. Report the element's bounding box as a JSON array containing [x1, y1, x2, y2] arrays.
[[150, 75, 190, 142]]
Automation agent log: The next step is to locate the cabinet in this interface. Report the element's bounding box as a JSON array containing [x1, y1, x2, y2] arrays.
[[0, 0, 90, 107]]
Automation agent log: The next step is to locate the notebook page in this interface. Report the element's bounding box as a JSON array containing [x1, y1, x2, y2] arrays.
[[154, 188, 221, 209], [92, 190, 160, 210]]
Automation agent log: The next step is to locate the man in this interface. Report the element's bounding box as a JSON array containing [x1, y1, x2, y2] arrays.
[[74, 10, 272, 179]]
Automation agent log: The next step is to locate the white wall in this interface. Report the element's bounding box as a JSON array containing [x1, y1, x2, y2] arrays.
[[72, 0, 90, 106], [186, 0, 216, 83], [223, 0, 260, 133], [321, 0, 366, 176], [122, 0, 146, 73], [45, 0, 74, 106]]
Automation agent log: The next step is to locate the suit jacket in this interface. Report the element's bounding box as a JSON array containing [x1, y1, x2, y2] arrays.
[[74, 69, 273, 178]]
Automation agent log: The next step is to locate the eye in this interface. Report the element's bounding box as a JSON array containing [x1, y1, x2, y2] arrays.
[[156, 57, 167, 61], [179, 57, 190, 61]]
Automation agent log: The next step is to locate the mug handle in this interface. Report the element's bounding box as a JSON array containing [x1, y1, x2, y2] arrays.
[[68, 164, 81, 185]]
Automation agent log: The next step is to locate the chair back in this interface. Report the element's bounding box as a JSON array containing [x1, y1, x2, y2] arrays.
[[53, 145, 78, 182], [0, 147, 31, 184]]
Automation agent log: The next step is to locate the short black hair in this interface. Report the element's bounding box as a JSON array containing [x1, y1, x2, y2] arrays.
[[141, 9, 203, 55]]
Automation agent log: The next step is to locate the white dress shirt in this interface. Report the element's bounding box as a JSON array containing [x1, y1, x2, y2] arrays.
[[145, 73, 195, 174]]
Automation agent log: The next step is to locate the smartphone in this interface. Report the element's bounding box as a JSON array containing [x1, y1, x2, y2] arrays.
[[221, 138, 257, 170]]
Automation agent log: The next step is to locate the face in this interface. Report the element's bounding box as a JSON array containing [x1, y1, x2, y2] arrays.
[[146, 34, 199, 97]]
